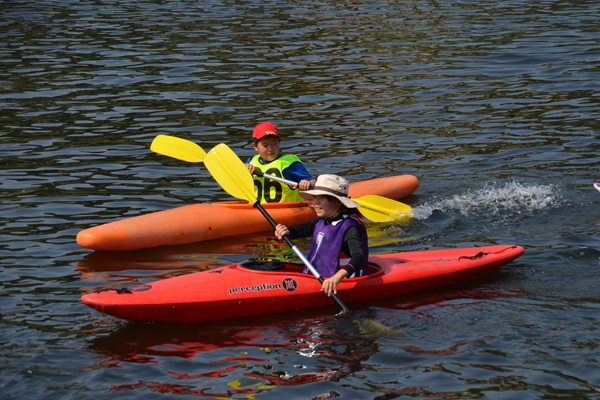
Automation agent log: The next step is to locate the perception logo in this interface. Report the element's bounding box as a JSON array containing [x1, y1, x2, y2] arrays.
[[227, 278, 298, 295], [282, 278, 297, 292]]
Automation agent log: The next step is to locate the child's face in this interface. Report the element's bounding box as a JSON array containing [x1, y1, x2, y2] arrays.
[[310, 195, 342, 219], [253, 136, 280, 162]]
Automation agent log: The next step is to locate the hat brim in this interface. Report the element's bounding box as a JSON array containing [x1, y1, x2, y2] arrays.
[[299, 189, 361, 208]]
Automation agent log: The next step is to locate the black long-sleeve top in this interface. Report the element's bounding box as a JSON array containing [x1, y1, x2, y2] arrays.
[[288, 214, 366, 277]]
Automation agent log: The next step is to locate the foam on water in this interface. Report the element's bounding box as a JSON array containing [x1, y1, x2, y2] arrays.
[[413, 181, 561, 221]]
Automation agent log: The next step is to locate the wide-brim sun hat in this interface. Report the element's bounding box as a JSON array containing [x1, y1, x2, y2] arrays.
[[300, 174, 361, 208]]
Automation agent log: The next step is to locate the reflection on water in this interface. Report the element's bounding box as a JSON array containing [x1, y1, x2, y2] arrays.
[[88, 313, 377, 397], [3, 0, 600, 398], [84, 284, 522, 398]]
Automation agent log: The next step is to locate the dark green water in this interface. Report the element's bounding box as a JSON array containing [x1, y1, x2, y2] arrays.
[[2, 0, 600, 398]]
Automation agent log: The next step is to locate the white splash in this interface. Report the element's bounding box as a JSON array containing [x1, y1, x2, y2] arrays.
[[413, 181, 560, 220]]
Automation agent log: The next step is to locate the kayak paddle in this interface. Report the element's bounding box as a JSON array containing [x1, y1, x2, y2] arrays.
[[150, 134, 206, 163], [252, 170, 412, 223], [204, 143, 352, 314], [150, 135, 413, 222]]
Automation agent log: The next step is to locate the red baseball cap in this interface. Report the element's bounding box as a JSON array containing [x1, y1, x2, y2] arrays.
[[252, 122, 280, 140]]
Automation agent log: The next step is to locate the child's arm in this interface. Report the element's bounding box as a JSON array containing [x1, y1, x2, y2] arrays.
[[274, 218, 318, 241], [274, 224, 289, 240], [322, 227, 366, 295], [340, 227, 366, 276], [283, 161, 315, 190], [244, 156, 256, 175], [297, 178, 316, 190], [321, 269, 350, 297]]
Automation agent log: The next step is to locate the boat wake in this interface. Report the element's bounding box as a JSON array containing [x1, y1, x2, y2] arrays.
[[363, 181, 565, 248], [413, 181, 561, 221]]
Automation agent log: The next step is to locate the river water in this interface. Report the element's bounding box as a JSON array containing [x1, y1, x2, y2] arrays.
[[2, 0, 600, 398]]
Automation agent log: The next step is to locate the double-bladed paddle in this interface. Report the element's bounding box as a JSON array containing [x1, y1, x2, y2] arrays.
[[251, 170, 411, 222], [204, 143, 352, 313], [150, 135, 413, 222], [150, 134, 207, 163]]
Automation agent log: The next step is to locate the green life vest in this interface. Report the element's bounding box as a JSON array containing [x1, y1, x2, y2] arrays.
[[249, 154, 305, 203]]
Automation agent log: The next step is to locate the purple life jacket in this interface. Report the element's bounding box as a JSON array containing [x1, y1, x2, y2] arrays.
[[304, 214, 369, 278]]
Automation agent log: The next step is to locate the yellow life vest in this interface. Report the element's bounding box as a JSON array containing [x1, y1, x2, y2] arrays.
[[249, 154, 305, 203]]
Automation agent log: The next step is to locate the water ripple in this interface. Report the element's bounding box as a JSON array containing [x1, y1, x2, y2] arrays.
[[2, 0, 600, 398]]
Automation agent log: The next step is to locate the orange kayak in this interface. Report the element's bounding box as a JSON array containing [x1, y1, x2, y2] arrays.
[[77, 174, 419, 252]]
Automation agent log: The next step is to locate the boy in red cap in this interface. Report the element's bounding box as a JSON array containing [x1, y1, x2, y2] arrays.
[[245, 122, 316, 203]]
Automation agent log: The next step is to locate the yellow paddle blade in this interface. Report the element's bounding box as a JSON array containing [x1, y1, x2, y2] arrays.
[[150, 135, 206, 163], [204, 143, 257, 203], [355, 195, 413, 223]]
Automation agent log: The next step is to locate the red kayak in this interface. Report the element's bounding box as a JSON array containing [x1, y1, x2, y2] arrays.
[[81, 245, 524, 323]]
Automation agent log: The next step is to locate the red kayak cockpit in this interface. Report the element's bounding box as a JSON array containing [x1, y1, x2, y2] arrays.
[[236, 259, 386, 278]]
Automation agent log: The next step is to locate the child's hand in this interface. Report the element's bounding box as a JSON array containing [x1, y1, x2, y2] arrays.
[[321, 269, 348, 296], [275, 224, 289, 240], [245, 164, 255, 174], [298, 179, 312, 190]]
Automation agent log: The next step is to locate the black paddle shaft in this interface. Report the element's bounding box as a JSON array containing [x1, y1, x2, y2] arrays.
[[253, 202, 351, 313]]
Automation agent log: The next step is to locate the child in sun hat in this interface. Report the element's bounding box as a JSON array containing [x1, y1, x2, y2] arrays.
[[245, 122, 316, 204], [274, 174, 369, 296]]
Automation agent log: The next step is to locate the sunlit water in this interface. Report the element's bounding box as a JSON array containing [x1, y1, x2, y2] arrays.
[[2, 0, 600, 399]]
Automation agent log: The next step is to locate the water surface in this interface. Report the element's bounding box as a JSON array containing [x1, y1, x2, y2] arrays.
[[1, 0, 600, 398]]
